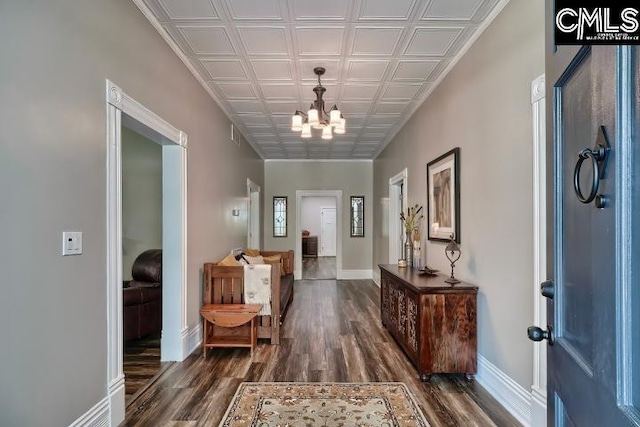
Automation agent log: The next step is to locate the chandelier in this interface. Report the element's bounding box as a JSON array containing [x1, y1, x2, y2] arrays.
[[291, 67, 345, 140]]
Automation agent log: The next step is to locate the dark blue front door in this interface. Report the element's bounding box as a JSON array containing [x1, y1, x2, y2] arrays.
[[544, 13, 640, 426]]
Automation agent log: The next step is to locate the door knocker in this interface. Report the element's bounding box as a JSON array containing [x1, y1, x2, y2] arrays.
[[573, 125, 610, 208]]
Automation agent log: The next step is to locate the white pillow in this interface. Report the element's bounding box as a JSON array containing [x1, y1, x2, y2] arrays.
[[243, 255, 264, 265]]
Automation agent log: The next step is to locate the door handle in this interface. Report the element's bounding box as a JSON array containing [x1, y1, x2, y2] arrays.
[[540, 280, 554, 299], [529, 281, 554, 345], [572, 125, 610, 208], [527, 325, 554, 345], [573, 145, 605, 204]]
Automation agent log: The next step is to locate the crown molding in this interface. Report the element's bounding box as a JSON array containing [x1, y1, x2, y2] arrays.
[[130, 0, 262, 158]]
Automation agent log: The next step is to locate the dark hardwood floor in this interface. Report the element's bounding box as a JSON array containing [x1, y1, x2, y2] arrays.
[[302, 256, 336, 279], [124, 279, 521, 426], [123, 333, 171, 406]]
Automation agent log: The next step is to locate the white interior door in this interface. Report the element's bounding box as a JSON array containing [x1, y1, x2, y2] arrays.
[[320, 207, 336, 256]]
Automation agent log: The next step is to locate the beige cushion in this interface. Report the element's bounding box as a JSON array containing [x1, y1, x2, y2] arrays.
[[218, 253, 240, 266], [263, 254, 283, 272], [245, 248, 261, 257], [263, 254, 281, 263]]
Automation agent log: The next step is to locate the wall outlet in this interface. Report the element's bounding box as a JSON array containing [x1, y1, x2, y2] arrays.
[[62, 231, 83, 256]]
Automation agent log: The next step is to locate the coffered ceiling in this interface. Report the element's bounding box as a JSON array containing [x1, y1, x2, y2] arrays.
[[136, 0, 504, 159]]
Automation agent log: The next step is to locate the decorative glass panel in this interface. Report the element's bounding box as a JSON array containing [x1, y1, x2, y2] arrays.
[[350, 196, 364, 237], [273, 196, 287, 237]]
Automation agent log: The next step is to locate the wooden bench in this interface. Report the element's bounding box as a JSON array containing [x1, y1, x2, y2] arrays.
[[203, 250, 295, 345], [200, 304, 262, 357]]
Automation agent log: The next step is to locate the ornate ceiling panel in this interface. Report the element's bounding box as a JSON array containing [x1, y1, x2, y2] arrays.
[[137, 0, 504, 159]]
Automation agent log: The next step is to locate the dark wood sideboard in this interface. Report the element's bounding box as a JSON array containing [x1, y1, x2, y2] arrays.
[[379, 264, 478, 381], [302, 236, 318, 258]]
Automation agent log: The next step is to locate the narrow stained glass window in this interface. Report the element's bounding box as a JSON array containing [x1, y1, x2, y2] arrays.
[[273, 196, 287, 237], [350, 196, 364, 237]]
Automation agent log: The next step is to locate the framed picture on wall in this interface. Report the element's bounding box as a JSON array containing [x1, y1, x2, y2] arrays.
[[427, 147, 460, 242]]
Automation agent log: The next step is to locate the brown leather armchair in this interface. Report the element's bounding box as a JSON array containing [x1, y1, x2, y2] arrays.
[[123, 249, 162, 342]]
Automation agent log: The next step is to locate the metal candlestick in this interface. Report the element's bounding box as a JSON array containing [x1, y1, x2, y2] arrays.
[[444, 234, 461, 285]]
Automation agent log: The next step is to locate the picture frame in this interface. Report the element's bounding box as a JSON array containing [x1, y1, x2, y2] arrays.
[[350, 196, 365, 237], [427, 147, 460, 242]]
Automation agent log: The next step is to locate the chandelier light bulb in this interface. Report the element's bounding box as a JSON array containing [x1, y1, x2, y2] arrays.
[[329, 107, 341, 127], [322, 125, 333, 140], [301, 122, 312, 138], [334, 118, 346, 134], [291, 113, 303, 132], [308, 108, 319, 127]]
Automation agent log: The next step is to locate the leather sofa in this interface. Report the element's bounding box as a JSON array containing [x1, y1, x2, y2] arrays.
[[123, 249, 162, 342]]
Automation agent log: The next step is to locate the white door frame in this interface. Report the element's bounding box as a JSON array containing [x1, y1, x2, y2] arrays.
[[106, 80, 188, 426], [531, 74, 547, 426], [247, 178, 261, 249], [295, 190, 342, 279], [389, 168, 408, 263], [320, 206, 337, 256]]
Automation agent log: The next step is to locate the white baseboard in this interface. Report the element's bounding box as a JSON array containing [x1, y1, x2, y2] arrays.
[[530, 386, 547, 427], [72, 324, 202, 427], [337, 269, 373, 280], [180, 326, 191, 360], [188, 322, 202, 355], [372, 269, 380, 286], [69, 396, 110, 427], [476, 354, 531, 427]]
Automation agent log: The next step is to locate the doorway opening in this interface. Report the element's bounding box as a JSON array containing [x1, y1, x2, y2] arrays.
[[389, 169, 408, 263], [300, 196, 337, 280], [106, 80, 188, 425], [120, 127, 165, 405], [295, 190, 343, 280]]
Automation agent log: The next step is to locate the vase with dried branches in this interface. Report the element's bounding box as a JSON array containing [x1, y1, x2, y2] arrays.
[[400, 204, 424, 267]]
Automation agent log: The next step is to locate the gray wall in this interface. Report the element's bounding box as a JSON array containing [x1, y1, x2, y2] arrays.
[[264, 161, 372, 270], [0, 1, 263, 425], [373, 0, 544, 389], [122, 128, 163, 280]]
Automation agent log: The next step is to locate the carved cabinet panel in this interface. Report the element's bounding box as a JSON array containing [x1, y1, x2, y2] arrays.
[[379, 264, 478, 379]]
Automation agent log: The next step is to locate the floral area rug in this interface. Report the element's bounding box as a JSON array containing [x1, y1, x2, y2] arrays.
[[219, 382, 430, 427]]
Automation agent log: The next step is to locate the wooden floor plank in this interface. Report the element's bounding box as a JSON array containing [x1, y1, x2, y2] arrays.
[[123, 333, 170, 406], [302, 256, 336, 279], [125, 279, 522, 426]]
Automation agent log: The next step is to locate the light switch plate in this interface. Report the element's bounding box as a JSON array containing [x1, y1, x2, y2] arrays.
[[62, 231, 83, 256]]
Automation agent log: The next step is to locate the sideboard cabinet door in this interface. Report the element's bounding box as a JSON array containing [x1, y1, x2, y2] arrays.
[[405, 290, 419, 361]]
